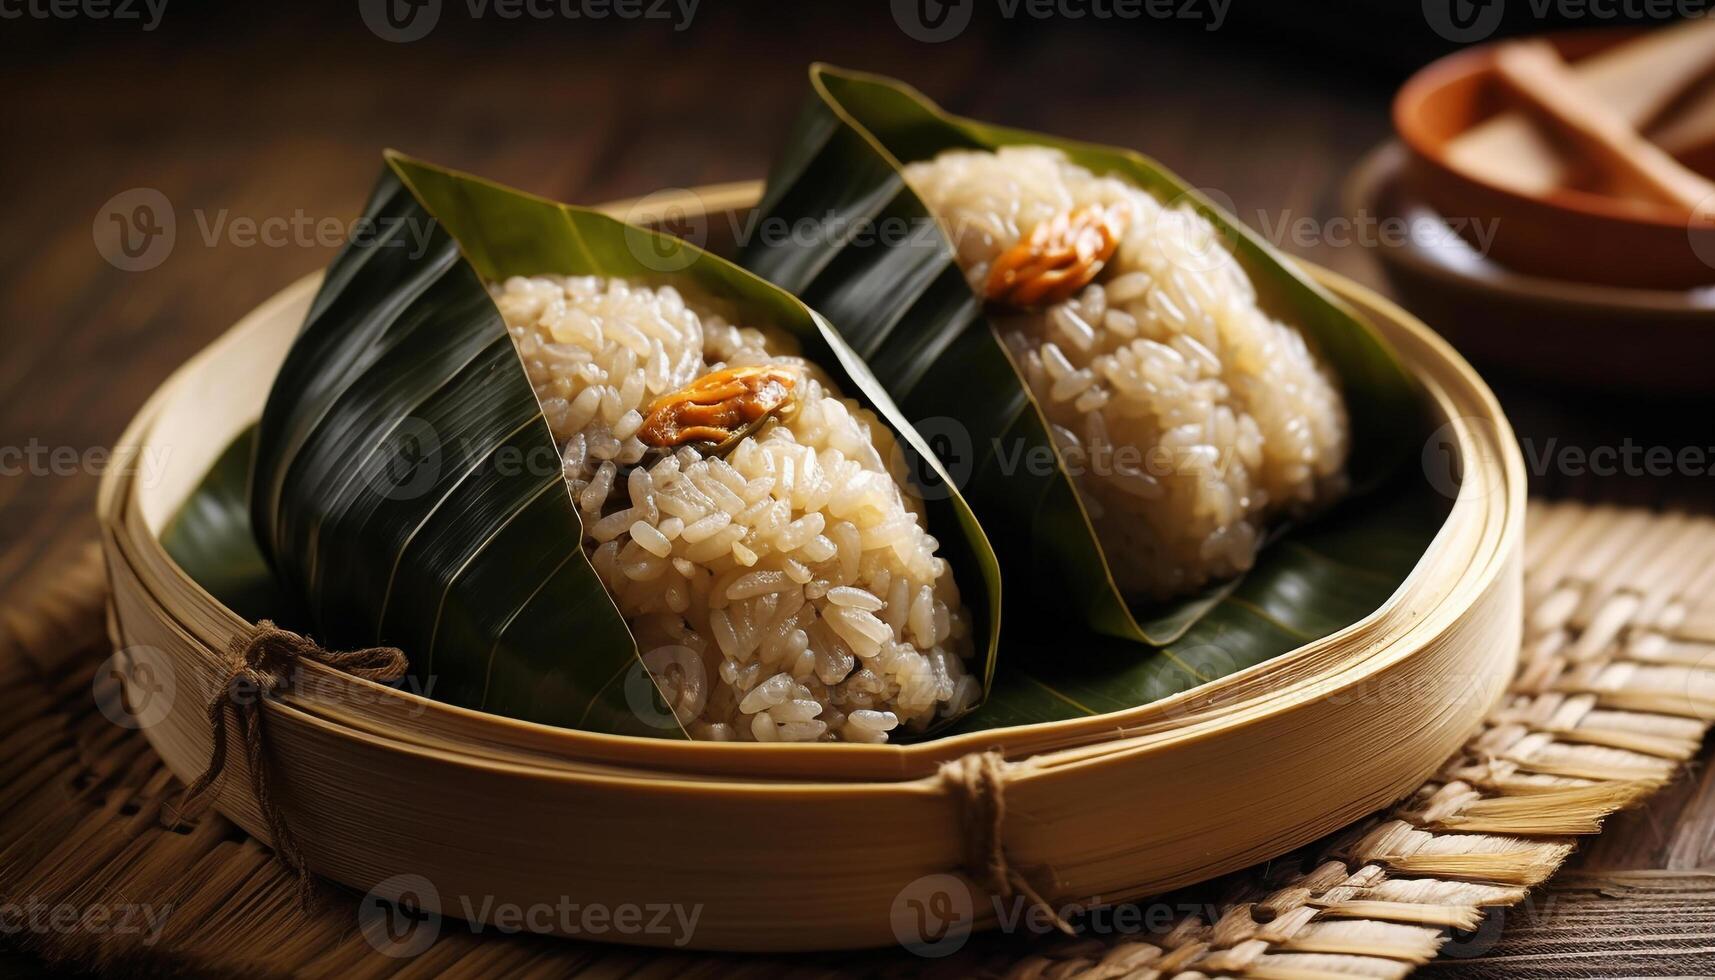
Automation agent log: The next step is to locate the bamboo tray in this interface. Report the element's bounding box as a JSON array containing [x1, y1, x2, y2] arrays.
[[95, 184, 1526, 952]]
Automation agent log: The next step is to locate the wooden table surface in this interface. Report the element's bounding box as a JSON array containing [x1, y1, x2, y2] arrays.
[[2, 5, 1711, 976]]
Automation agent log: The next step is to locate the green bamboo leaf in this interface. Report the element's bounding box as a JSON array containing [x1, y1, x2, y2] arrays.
[[941, 472, 1449, 733], [160, 426, 298, 625], [246, 153, 1001, 737], [740, 64, 1432, 656]]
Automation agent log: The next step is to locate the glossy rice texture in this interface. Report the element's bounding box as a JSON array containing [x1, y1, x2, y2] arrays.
[[495, 276, 976, 742], [904, 147, 1349, 600]]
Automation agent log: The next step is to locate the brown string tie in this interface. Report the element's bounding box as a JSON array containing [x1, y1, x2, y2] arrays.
[[173, 620, 408, 908], [939, 750, 1074, 936]]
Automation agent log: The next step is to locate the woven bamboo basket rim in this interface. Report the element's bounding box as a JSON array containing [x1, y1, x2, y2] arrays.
[[16, 502, 1710, 976], [12, 502, 1708, 977], [92, 182, 1528, 951]]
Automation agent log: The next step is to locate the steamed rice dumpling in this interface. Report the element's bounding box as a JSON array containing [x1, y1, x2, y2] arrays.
[[904, 147, 1350, 601], [495, 275, 977, 743]]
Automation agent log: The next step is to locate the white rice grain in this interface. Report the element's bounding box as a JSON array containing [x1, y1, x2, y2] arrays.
[[903, 146, 1349, 599], [497, 275, 976, 742]]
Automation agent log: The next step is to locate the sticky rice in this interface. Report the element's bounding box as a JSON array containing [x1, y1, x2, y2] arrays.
[[904, 146, 1350, 600], [494, 275, 977, 742]]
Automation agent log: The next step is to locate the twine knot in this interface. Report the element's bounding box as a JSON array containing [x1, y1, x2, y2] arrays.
[[173, 621, 408, 908], [939, 750, 1074, 936]]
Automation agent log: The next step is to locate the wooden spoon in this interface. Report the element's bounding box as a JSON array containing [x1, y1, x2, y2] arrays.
[[1650, 78, 1715, 157], [1444, 17, 1715, 197], [1491, 39, 1715, 211]]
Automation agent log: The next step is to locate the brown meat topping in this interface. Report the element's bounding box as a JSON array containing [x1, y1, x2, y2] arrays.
[[637, 365, 798, 448], [984, 202, 1130, 310]]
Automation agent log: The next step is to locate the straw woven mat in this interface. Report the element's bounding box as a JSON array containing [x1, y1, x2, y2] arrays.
[[2, 500, 1713, 979]]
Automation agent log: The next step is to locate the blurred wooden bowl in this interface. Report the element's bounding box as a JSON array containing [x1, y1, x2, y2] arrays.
[[1347, 141, 1715, 393], [1394, 28, 1715, 290]]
